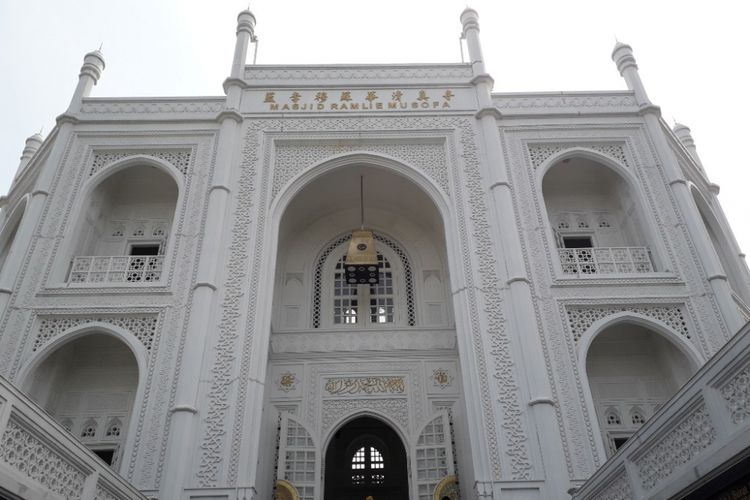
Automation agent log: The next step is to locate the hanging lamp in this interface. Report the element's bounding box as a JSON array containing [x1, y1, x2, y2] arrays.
[[345, 176, 379, 285]]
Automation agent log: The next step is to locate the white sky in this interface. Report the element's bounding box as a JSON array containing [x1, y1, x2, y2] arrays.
[[1, 0, 749, 252]]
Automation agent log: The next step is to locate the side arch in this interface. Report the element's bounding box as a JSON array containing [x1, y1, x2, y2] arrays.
[[52, 154, 183, 284], [576, 313, 703, 458], [16, 322, 149, 470], [537, 148, 669, 274]]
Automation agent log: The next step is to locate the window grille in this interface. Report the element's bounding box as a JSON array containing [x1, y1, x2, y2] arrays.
[[313, 233, 414, 328], [351, 446, 385, 485]]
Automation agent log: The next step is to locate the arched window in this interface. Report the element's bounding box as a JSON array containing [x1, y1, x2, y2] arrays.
[[351, 445, 385, 485], [313, 233, 415, 328]]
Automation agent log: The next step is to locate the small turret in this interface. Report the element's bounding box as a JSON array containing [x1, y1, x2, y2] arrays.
[[611, 42, 652, 108], [16, 132, 44, 178], [68, 50, 105, 112]]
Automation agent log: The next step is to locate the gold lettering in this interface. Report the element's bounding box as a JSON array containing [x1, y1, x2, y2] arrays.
[[281, 104, 290, 110], [340, 91, 352, 101], [314, 91, 328, 103], [365, 91, 378, 102], [264, 92, 276, 103], [432, 101, 439, 108], [417, 89, 429, 102], [330, 103, 338, 110], [412, 102, 418, 109], [376, 102, 383, 109], [442, 102, 451, 108], [388, 102, 397, 109], [443, 89, 455, 101], [350, 103, 359, 110], [317, 103, 325, 110], [420, 101, 429, 108], [392, 90, 403, 102], [290, 91, 301, 104], [270, 103, 279, 110], [292, 103, 299, 110]]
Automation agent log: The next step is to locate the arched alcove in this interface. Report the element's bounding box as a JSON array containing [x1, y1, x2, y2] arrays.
[[324, 416, 408, 500], [62, 162, 179, 284], [585, 321, 697, 456], [274, 164, 451, 330], [542, 155, 657, 275], [24, 332, 139, 467]]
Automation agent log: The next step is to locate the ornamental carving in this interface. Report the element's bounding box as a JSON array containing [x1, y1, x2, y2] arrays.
[[90, 149, 193, 176], [273, 140, 449, 197], [594, 470, 632, 500], [34, 314, 159, 352], [95, 483, 122, 500], [494, 93, 637, 111], [719, 361, 750, 425], [432, 368, 453, 389], [324, 376, 405, 395], [80, 100, 223, 114], [527, 142, 629, 169], [277, 372, 298, 393], [321, 398, 408, 433], [636, 403, 716, 491], [565, 305, 690, 342], [0, 419, 86, 499]]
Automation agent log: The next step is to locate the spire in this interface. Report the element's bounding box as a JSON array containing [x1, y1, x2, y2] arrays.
[[673, 122, 705, 171], [67, 49, 106, 113], [460, 7, 484, 75], [611, 42, 652, 108], [231, 7, 257, 78], [16, 132, 44, 177]]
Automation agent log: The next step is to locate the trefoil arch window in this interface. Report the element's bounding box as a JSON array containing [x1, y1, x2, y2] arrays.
[[312, 232, 415, 328]]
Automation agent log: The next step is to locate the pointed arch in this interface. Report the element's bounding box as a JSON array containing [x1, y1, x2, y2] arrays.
[[16, 322, 148, 471], [538, 148, 667, 275], [53, 155, 182, 284]]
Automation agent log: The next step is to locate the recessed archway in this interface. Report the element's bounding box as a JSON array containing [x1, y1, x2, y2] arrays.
[[24, 332, 139, 468], [585, 320, 697, 456], [324, 416, 408, 500]]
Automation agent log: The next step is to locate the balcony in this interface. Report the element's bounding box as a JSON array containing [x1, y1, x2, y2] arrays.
[[68, 255, 164, 284], [558, 247, 653, 276]]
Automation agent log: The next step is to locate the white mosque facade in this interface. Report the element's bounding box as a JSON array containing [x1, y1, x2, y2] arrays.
[[1, 8, 749, 500]]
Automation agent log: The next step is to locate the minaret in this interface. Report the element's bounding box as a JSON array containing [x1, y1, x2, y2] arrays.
[[160, 8, 256, 498], [67, 50, 105, 113], [673, 123, 705, 172], [612, 42, 744, 333], [461, 8, 571, 498], [0, 50, 105, 322], [15, 133, 43, 179]]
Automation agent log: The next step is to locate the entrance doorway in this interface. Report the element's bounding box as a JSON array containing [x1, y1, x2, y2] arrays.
[[324, 417, 408, 500]]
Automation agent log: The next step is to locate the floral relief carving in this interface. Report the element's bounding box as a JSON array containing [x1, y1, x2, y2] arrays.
[[527, 142, 629, 169], [719, 362, 750, 425], [636, 403, 716, 491], [34, 314, 159, 352], [273, 141, 449, 196], [493, 93, 637, 111], [594, 470, 632, 500], [565, 305, 690, 342], [89, 149, 193, 176], [80, 100, 224, 115], [321, 398, 408, 434], [0, 419, 86, 499]]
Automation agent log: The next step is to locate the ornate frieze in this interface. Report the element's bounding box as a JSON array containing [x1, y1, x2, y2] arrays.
[[527, 142, 629, 169], [719, 361, 750, 425], [321, 398, 408, 434], [565, 304, 690, 342], [33, 313, 160, 352], [89, 149, 193, 176], [635, 403, 716, 491], [80, 99, 224, 115]]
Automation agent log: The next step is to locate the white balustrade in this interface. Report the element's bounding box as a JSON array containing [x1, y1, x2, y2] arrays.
[[69, 255, 164, 283], [573, 322, 750, 500], [0, 375, 147, 500], [558, 247, 653, 275]]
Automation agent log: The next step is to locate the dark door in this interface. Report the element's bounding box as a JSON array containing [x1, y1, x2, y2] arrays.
[[324, 416, 409, 500]]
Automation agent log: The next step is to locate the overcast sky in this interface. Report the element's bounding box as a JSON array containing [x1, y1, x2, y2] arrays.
[[1, 0, 748, 253]]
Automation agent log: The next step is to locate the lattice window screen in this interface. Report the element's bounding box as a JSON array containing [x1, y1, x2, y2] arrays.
[[277, 414, 317, 500], [413, 410, 454, 500], [313, 232, 415, 328]]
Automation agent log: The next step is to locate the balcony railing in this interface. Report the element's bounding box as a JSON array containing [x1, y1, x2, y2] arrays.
[[558, 247, 653, 275], [68, 255, 164, 283]]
